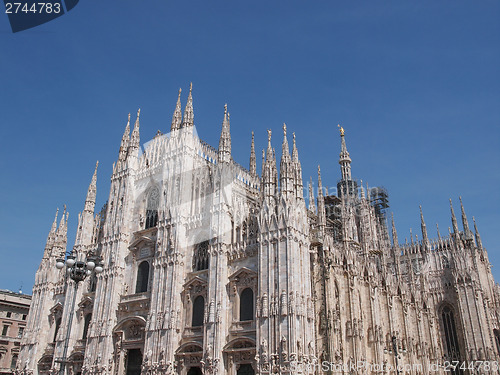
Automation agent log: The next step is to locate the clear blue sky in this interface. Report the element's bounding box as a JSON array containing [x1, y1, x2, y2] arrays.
[[0, 1, 499, 293]]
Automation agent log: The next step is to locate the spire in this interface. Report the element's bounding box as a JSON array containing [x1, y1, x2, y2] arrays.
[[171, 88, 182, 132], [280, 123, 293, 199], [436, 223, 441, 241], [292, 132, 299, 162], [54, 206, 68, 254], [308, 177, 316, 213], [450, 199, 460, 234], [292, 132, 304, 200], [50, 208, 59, 236], [218, 104, 232, 163], [473, 217, 483, 250], [44, 208, 59, 253], [317, 165, 326, 228], [262, 130, 277, 204], [459, 196, 473, 240], [410, 228, 413, 245], [420, 205, 430, 251], [130, 109, 141, 150], [360, 179, 365, 199], [182, 82, 194, 127], [249, 131, 257, 176], [338, 124, 352, 181], [391, 212, 399, 247], [118, 114, 130, 161], [84, 161, 99, 214]]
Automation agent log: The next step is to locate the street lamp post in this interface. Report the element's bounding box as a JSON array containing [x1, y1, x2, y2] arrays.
[[55, 252, 103, 375]]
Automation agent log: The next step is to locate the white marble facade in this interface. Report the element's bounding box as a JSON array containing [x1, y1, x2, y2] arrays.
[[17, 85, 500, 375]]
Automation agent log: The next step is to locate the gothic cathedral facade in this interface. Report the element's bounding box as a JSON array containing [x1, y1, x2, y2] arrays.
[[17, 85, 500, 375]]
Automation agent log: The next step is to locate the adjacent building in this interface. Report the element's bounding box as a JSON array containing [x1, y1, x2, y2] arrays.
[[0, 290, 31, 375], [17, 85, 500, 375]]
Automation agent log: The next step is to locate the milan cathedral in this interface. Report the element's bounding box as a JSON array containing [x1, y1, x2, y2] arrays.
[[17, 85, 500, 375]]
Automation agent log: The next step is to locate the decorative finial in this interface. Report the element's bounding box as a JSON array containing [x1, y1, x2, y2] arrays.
[[127, 113, 131, 123], [224, 104, 227, 115], [338, 124, 345, 136], [267, 129, 272, 142], [178, 87, 182, 95], [283, 123, 287, 136], [189, 82, 193, 92], [137, 108, 141, 118]]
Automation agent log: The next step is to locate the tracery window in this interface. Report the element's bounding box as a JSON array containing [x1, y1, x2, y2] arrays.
[[193, 241, 209, 271], [192, 295, 205, 327], [135, 261, 150, 293], [145, 187, 159, 229], [240, 288, 254, 321]]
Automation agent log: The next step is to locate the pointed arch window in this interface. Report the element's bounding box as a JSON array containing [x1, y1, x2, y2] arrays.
[[193, 241, 209, 271], [145, 187, 159, 229], [441, 306, 462, 363], [135, 261, 150, 293], [82, 313, 92, 340], [240, 288, 254, 321], [192, 296, 205, 327], [53, 317, 61, 342]]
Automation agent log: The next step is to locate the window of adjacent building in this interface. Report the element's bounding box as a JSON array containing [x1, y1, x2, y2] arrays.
[[17, 327, 24, 338], [135, 261, 150, 294], [82, 313, 92, 340], [2, 325, 8, 336], [240, 288, 254, 321], [6, 312, 12, 318], [145, 187, 159, 229], [192, 241, 209, 271], [192, 295, 204, 327], [10, 354, 18, 369]]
